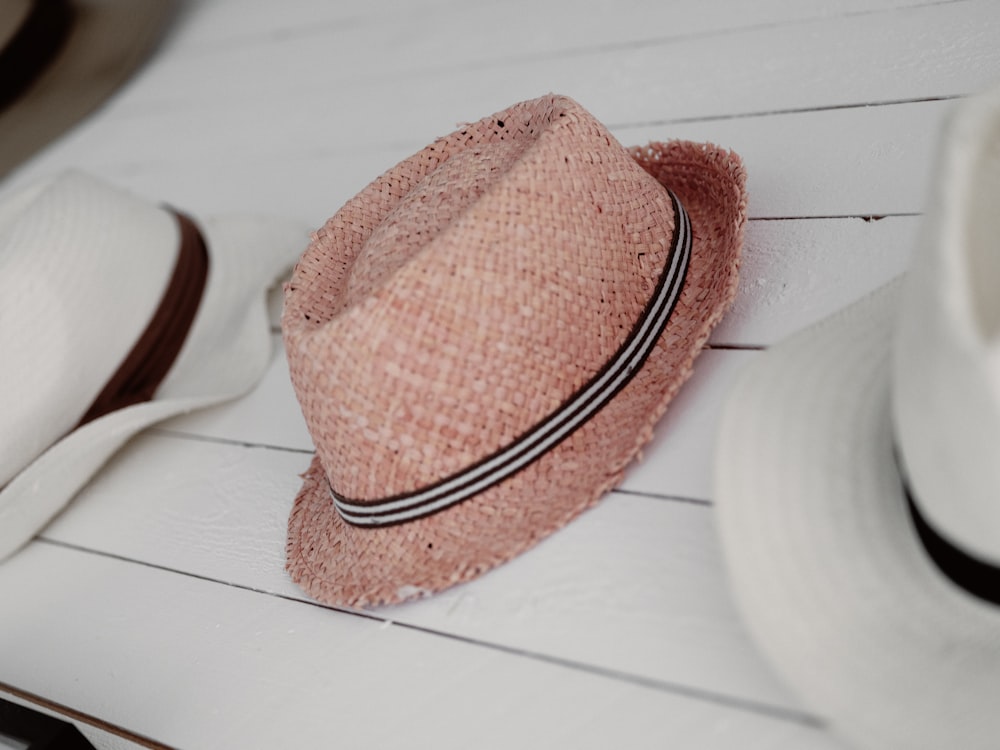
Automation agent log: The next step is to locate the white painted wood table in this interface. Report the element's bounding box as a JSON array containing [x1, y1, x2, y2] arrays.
[[2, 1, 998, 747]]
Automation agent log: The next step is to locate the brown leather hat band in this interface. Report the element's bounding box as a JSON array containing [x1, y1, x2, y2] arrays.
[[77, 211, 209, 427]]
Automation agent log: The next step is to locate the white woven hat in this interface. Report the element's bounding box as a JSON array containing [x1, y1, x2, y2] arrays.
[[714, 86, 1000, 749], [0, 171, 307, 560]]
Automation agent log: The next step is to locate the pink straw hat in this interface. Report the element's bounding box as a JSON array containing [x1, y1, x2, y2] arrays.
[[283, 94, 747, 608]]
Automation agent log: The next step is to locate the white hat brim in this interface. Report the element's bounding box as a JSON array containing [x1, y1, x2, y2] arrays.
[[714, 280, 1000, 750], [0, 211, 309, 560]]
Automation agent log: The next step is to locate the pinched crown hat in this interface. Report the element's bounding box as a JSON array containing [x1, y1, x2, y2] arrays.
[[0, 171, 307, 560], [283, 94, 747, 608]]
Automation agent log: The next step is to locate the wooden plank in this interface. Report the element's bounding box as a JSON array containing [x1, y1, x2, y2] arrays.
[[167, 348, 760, 521], [0, 543, 842, 749], [159, 345, 758, 502], [5, 96, 953, 231], [164, 331, 896, 527], [163, 209, 916, 453], [169, 0, 955, 59], [618, 100, 951, 220], [98, 1, 999, 145], [715, 216, 915, 344]]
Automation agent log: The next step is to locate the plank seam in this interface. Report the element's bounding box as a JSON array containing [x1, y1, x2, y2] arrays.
[[609, 95, 964, 130], [611, 488, 714, 506], [147, 428, 314, 455], [750, 212, 922, 221]]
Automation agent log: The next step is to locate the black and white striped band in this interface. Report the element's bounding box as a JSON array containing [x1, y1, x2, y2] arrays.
[[330, 189, 692, 527]]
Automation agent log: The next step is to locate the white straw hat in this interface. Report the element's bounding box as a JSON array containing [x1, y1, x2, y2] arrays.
[[0, 171, 308, 560], [714, 87, 1000, 749]]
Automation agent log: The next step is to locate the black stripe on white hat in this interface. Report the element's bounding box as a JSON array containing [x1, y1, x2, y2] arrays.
[[897, 447, 1000, 606]]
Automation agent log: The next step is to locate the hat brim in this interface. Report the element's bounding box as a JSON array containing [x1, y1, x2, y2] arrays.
[[714, 281, 1000, 750], [286, 140, 747, 609], [0, 213, 309, 561], [0, 0, 176, 178]]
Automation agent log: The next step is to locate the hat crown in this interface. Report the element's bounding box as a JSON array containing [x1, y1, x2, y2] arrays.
[[893, 90, 1000, 566], [344, 135, 531, 311], [283, 96, 683, 505], [0, 172, 176, 487]]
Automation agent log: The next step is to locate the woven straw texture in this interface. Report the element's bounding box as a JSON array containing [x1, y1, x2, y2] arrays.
[[282, 94, 747, 608]]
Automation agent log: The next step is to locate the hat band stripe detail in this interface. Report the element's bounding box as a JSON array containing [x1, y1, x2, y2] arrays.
[[330, 190, 691, 527], [76, 211, 210, 427], [901, 473, 1000, 607]]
